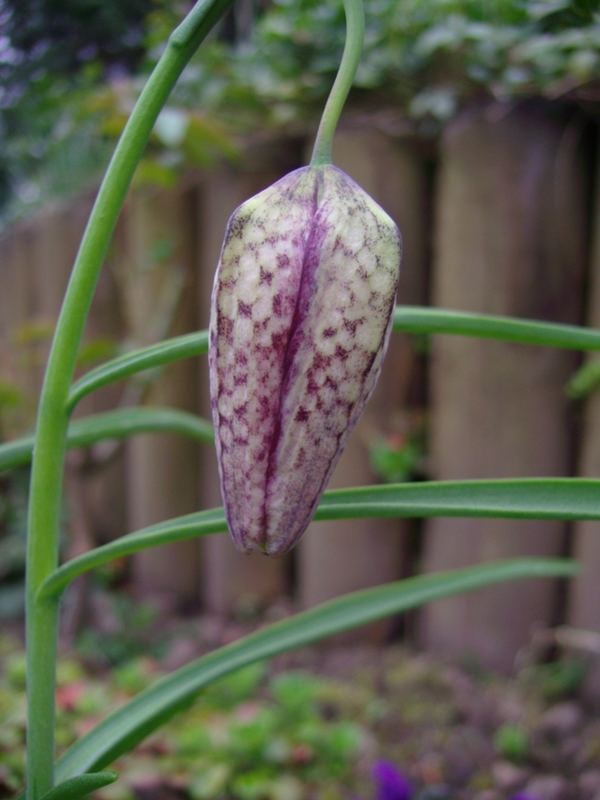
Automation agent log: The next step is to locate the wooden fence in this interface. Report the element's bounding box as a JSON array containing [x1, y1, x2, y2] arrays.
[[1, 99, 599, 672]]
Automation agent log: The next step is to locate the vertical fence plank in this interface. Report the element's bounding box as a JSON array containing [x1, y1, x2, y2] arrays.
[[29, 196, 128, 632], [0, 223, 37, 435], [67, 193, 128, 551], [196, 145, 303, 614], [30, 204, 73, 333], [13, 214, 54, 401], [568, 133, 600, 698], [297, 130, 430, 626], [1, 197, 127, 612], [420, 102, 589, 670], [117, 184, 202, 605]]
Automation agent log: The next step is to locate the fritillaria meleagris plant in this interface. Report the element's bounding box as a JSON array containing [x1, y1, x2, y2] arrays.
[[18, 0, 585, 797]]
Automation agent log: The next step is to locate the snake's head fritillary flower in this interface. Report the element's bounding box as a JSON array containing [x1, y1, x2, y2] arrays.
[[209, 164, 401, 555]]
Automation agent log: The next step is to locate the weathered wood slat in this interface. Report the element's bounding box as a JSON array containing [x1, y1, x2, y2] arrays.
[[420, 102, 590, 670], [117, 185, 202, 604], [568, 132, 600, 699], [0, 221, 38, 431], [68, 193, 128, 554]]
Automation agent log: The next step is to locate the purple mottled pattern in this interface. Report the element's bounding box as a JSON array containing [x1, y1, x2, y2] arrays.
[[209, 164, 402, 554], [372, 761, 413, 800]]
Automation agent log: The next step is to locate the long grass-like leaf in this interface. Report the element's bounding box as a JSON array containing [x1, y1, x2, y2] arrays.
[[64, 307, 600, 412], [39, 478, 599, 600], [0, 407, 213, 472], [40, 508, 227, 599], [393, 306, 600, 348], [67, 332, 209, 412], [39, 772, 117, 800], [53, 558, 576, 782], [318, 478, 600, 520], [567, 359, 600, 399]]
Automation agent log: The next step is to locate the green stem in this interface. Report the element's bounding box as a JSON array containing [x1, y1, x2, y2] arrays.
[[310, 0, 365, 166], [24, 2, 232, 797]]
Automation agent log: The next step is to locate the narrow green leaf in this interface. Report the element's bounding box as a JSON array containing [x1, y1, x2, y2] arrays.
[[39, 771, 117, 800], [566, 359, 600, 399], [38, 478, 600, 600], [53, 558, 576, 782], [40, 508, 227, 599], [65, 307, 600, 413], [0, 407, 213, 472], [393, 306, 600, 350], [67, 331, 208, 412], [317, 478, 600, 521]]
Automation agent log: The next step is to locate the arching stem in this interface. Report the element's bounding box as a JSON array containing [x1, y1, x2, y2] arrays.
[[24, 2, 233, 797], [310, 0, 365, 167]]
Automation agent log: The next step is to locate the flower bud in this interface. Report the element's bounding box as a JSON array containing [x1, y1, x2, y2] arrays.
[[209, 165, 401, 555]]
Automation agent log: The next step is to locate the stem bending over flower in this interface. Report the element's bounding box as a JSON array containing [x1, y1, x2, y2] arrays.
[[24, 3, 234, 797], [311, 0, 365, 166]]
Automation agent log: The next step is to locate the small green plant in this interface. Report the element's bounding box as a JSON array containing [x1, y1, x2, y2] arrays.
[[369, 427, 426, 484], [0, 641, 366, 800], [187, 671, 363, 799], [522, 658, 587, 701], [75, 594, 165, 667], [2, 1, 599, 798], [493, 723, 529, 763]]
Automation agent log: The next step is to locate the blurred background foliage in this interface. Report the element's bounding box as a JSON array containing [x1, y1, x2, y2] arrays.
[[1, 0, 599, 224], [1, 627, 592, 799]]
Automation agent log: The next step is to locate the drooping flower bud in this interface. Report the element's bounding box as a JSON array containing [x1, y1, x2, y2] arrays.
[[209, 164, 401, 555]]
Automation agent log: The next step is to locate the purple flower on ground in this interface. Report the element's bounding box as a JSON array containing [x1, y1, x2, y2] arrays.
[[510, 795, 540, 800], [372, 760, 413, 800], [209, 164, 402, 555]]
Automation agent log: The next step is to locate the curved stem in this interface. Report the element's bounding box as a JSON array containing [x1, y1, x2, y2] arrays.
[[310, 0, 365, 166], [24, 2, 232, 797]]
